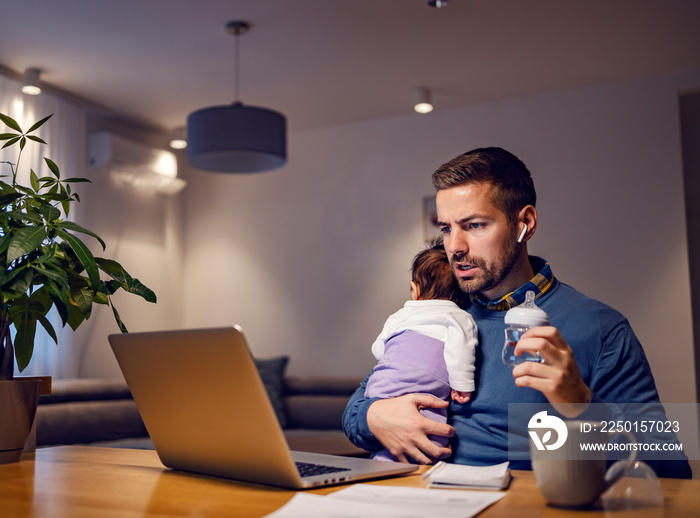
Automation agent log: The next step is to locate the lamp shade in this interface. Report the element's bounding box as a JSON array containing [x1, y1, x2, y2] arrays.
[[186, 102, 286, 173]]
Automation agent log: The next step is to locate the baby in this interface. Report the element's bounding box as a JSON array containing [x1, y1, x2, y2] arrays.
[[365, 238, 478, 462]]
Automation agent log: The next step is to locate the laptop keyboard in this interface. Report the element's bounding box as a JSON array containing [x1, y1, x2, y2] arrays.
[[296, 461, 351, 478]]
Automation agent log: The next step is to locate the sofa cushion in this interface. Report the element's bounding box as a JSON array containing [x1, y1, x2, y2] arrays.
[[39, 379, 133, 404], [254, 356, 289, 428], [284, 376, 361, 430], [285, 395, 348, 430], [37, 400, 147, 446]]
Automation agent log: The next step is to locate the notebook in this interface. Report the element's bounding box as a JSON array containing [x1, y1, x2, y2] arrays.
[[108, 326, 417, 489]]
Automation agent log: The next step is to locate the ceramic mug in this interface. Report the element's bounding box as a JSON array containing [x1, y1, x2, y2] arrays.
[[530, 418, 638, 507]]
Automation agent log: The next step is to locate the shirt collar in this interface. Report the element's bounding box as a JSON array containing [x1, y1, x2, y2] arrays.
[[470, 256, 554, 310]]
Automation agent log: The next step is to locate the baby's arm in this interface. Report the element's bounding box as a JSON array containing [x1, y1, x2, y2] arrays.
[[370, 322, 392, 360], [443, 311, 479, 393]]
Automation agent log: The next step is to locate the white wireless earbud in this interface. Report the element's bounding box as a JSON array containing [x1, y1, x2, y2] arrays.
[[517, 225, 527, 243]]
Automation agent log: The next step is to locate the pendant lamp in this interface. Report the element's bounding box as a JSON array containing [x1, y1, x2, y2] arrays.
[[187, 21, 287, 173]]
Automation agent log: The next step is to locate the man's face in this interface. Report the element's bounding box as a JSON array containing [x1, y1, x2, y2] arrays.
[[435, 182, 521, 301]]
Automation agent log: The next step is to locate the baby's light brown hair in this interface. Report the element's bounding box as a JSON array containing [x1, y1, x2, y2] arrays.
[[411, 237, 470, 308]]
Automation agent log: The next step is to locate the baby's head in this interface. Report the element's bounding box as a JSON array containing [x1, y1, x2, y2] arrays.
[[410, 237, 469, 307]]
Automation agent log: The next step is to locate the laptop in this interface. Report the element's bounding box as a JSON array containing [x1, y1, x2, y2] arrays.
[[108, 326, 417, 489]]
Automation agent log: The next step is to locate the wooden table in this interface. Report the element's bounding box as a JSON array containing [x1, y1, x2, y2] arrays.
[[0, 446, 697, 517]]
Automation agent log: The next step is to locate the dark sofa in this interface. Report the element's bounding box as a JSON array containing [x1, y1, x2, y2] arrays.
[[35, 371, 367, 457]]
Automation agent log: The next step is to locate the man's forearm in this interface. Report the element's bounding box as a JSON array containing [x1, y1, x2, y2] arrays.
[[342, 375, 383, 451]]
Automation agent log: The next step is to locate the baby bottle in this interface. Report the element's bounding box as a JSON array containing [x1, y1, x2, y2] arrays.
[[502, 290, 549, 366]]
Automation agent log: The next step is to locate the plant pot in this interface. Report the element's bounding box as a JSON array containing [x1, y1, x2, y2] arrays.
[[0, 378, 42, 464]]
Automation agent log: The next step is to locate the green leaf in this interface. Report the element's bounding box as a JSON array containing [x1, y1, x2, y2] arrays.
[[66, 310, 87, 331], [38, 202, 61, 223], [7, 226, 47, 264], [26, 287, 55, 336], [110, 301, 128, 333], [8, 294, 45, 372], [26, 135, 47, 145], [1, 136, 21, 149], [40, 191, 70, 203], [127, 278, 157, 303], [70, 285, 93, 312], [66, 288, 93, 331], [30, 169, 40, 191], [43, 281, 70, 326], [32, 245, 57, 265], [57, 221, 106, 250], [37, 176, 56, 187], [44, 157, 60, 179], [57, 230, 100, 287], [26, 114, 52, 134], [0, 233, 11, 255], [0, 192, 22, 208], [104, 279, 122, 295], [37, 313, 58, 344], [0, 113, 22, 132], [95, 258, 129, 285], [3, 210, 43, 225], [14, 320, 36, 372], [0, 266, 32, 295], [93, 291, 110, 304], [57, 243, 84, 275], [31, 263, 68, 289]]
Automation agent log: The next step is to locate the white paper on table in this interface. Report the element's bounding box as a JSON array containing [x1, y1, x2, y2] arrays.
[[329, 484, 506, 518], [262, 493, 399, 518], [263, 492, 457, 518], [264, 485, 507, 518]]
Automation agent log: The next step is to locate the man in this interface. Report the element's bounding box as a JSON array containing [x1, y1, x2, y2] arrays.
[[343, 147, 691, 478]]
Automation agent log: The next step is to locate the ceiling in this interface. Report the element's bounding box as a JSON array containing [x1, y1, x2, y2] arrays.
[[1, 0, 700, 134]]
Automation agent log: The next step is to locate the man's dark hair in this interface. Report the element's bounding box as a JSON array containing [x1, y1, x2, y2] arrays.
[[431, 147, 536, 223], [411, 237, 470, 307]]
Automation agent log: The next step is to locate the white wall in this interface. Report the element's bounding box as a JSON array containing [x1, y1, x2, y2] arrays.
[[70, 173, 186, 377], [67, 116, 187, 378]]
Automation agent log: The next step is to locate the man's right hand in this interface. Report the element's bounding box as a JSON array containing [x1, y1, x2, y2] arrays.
[[366, 394, 454, 464]]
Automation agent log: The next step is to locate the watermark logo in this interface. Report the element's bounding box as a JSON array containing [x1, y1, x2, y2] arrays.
[[528, 411, 568, 451]]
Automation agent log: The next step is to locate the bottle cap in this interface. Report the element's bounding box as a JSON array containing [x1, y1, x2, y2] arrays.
[[504, 290, 549, 327]]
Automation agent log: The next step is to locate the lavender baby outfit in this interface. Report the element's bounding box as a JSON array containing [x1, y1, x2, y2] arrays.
[[365, 300, 478, 462]]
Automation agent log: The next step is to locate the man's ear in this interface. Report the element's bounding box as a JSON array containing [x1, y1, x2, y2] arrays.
[[410, 281, 420, 301], [517, 205, 538, 243]]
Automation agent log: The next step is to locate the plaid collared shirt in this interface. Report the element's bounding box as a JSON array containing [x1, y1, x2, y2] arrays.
[[469, 256, 554, 311]]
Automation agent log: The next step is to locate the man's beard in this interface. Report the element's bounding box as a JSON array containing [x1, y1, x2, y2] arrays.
[[450, 243, 521, 296]]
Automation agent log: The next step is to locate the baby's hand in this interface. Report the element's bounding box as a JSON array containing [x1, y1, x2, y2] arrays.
[[451, 390, 471, 404]]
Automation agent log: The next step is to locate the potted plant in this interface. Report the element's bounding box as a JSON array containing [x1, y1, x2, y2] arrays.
[[0, 112, 156, 463]]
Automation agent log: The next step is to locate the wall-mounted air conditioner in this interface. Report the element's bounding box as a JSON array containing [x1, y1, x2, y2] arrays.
[[88, 131, 186, 195]]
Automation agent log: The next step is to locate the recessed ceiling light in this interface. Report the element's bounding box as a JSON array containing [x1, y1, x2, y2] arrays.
[[21, 68, 42, 96], [414, 87, 433, 114]]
